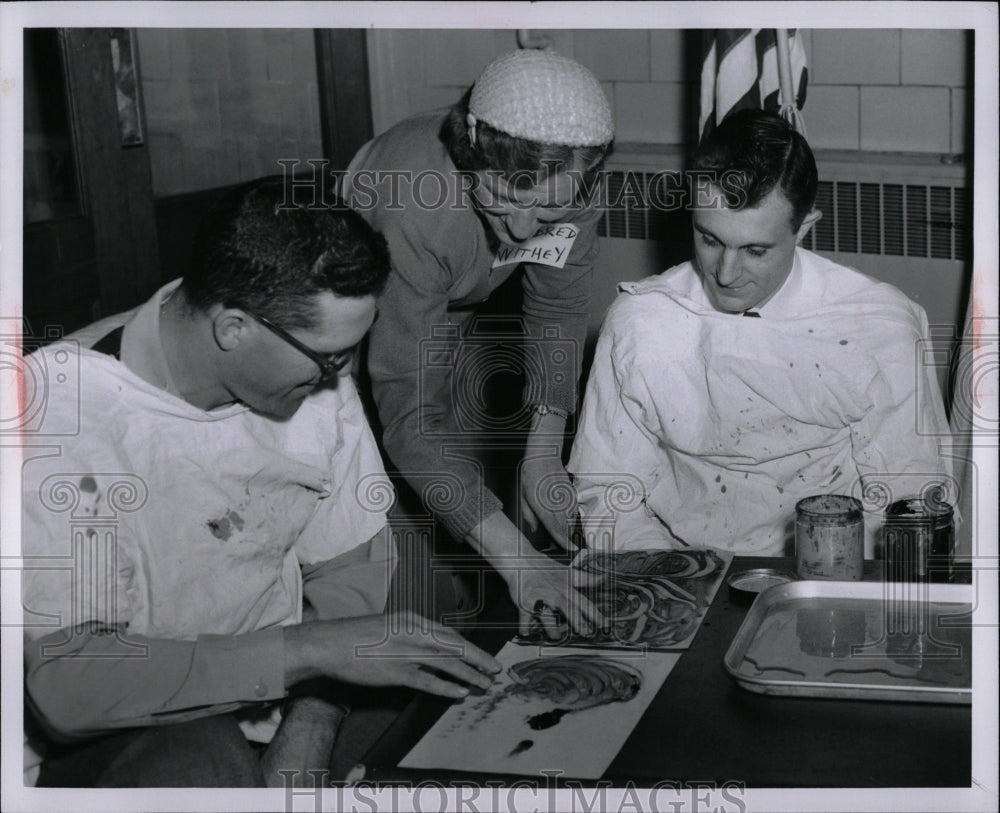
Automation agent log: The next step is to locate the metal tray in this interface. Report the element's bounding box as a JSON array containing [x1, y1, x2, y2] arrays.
[[724, 580, 972, 704]]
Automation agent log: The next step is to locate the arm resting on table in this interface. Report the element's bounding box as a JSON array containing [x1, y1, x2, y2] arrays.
[[24, 624, 285, 742]]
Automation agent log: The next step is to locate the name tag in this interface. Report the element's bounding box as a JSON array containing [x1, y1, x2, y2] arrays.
[[492, 223, 580, 269]]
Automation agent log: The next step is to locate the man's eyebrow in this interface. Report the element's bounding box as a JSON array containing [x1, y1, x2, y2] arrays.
[[693, 223, 775, 249]]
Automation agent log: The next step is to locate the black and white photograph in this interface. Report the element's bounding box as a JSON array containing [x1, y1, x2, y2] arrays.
[[1, 3, 997, 812]]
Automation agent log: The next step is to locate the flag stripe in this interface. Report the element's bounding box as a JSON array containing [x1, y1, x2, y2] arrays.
[[699, 28, 808, 143]]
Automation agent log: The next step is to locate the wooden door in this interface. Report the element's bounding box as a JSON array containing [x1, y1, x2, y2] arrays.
[[23, 28, 160, 341]]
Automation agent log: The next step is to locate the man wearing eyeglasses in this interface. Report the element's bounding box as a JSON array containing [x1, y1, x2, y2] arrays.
[[21, 177, 500, 788]]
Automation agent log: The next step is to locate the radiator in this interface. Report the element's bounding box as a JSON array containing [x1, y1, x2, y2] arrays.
[[590, 148, 971, 398]]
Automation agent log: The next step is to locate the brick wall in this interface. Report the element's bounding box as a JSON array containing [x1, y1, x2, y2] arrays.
[[136, 29, 323, 197], [368, 28, 972, 155]]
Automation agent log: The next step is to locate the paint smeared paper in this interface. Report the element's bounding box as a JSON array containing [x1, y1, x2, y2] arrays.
[[399, 642, 679, 778], [519, 548, 732, 650]]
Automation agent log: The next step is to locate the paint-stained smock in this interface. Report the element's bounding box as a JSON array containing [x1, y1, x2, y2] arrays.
[[569, 248, 953, 556], [343, 109, 600, 540], [22, 280, 394, 740]]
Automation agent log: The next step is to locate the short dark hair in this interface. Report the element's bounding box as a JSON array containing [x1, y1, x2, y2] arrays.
[[440, 89, 612, 191], [183, 176, 391, 330], [688, 108, 818, 230]]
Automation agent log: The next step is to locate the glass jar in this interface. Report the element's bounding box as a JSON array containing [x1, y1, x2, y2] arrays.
[[884, 497, 955, 583], [795, 495, 864, 580]]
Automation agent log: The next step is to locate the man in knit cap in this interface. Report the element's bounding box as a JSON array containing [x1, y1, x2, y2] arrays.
[[343, 50, 614, 639]]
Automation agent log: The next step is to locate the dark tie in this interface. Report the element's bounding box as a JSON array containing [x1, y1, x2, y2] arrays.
[[743, 311, 761, 318]]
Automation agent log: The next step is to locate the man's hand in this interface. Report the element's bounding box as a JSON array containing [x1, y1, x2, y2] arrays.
[[283, 614, 501, 699]]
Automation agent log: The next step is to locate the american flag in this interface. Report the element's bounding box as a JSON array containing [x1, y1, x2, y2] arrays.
[[699, 29, 808, 143]]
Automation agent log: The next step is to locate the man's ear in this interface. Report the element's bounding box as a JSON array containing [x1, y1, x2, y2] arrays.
[[796, 209, 823, 244], [212, 308, 250, 352]]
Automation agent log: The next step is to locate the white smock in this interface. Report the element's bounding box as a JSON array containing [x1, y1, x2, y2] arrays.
[[569, 248, 954, 557], [22, 281, 392, 641]]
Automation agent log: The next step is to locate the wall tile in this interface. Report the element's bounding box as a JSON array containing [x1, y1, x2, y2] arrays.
[[216, 80, 251, 135], [901, 29, 969, 87], [811, 29, 900, 85], [600, 81, 615, 119], [615, 82, 686, 143], [236, 135, 264, 181], [143, 79, 221, 134], [172, 29, 230, 82], [182, 144, 237, 192], [135, 29, 171, 80], [493, 29, 576, 58], [950, 88, 969, 155], [146, 133, 184, 195], [799, 28, 813, 66], [573, 29, 649, 81], [280, 83, 311, 141], [860, 86, 950, 152], [649, 29, 685, 82], [380, 29, 426, 87], [258, 139, 319, 178], [493, 28, 520, 55], [803, 85, 859, 150], [291, 29, 318, 82], [423, 30, 497, 88], [227, 30, 269, 84], [307, 81, 321, 141], [408, 86, 464, 118], [246, 81, 285, 127], [264, 31, 294, 83]]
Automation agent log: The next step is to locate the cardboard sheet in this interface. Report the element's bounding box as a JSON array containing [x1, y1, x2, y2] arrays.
[[399, 641, 680, 779]]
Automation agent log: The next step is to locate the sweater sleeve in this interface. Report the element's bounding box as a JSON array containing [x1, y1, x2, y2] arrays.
[[520, 204, 601, 415], [363, 213, 505, 541]]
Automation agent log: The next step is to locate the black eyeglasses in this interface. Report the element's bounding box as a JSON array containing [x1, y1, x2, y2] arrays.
[[234, 302, 354, 380]]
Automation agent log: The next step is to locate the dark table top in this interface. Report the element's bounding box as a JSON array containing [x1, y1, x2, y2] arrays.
[[360, 557, 971, 788]]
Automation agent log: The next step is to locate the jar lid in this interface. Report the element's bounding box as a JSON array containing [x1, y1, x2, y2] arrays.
[[795, 494, 863, 523], [885, 496, 954, 521]]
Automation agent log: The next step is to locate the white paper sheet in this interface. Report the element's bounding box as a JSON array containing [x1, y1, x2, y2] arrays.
[[399, 641, 680, 779]]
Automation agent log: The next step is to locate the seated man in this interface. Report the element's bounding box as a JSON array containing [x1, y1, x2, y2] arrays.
[[569, 109, 952, 557], [21, 177, 499, 788]]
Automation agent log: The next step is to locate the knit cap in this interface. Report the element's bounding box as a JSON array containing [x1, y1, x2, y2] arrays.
[[468, 50, 614, 147]]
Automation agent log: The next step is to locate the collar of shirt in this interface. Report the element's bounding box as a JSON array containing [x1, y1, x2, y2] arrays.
[[751, 250, 804, 319], [120, 279, 185, 398]]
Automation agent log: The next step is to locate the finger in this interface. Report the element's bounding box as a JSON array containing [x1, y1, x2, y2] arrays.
[[424, 626, 502, 674], [541, 512, 578, 551], [519, 494, 539, 533], [423, 657, 499, 692], [518, 604, 532, 637], [538, 605, 569, 642], [571, 567, 606, 589], [406, 668, 475, 700]]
